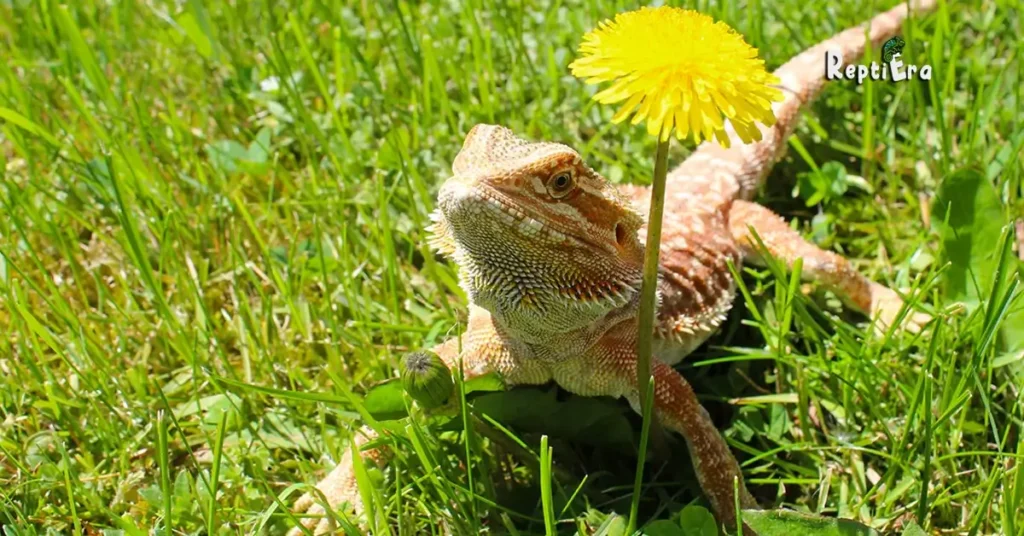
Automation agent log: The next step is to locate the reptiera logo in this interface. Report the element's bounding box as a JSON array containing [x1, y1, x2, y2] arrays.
[[825, 36, 932, 84]]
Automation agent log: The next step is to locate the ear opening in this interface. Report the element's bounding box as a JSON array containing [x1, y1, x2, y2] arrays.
[[615, 222, 629, 246]]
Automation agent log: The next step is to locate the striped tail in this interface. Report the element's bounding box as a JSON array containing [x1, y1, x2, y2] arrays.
[[668, 0, 938, 203]]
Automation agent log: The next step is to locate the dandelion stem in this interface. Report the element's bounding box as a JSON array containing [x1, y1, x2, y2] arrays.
[[627, 138, 670, 534], [627, 373, 656, 534], [636, 138, 669, 407]]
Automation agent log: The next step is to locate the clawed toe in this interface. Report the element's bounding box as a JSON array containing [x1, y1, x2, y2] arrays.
[[287, 426, 387, 535], [287, 478, 353, 536], [869, 283, 932, 335], [287, 496, 333, 536]]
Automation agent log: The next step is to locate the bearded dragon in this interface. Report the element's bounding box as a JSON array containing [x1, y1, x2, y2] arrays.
[[289, 1, 935, 533]]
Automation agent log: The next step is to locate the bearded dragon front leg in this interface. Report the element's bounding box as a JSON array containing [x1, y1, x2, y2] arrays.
[[289, 307, 550, 535], [569, 320, 756, 533], [728, 200, 931, 333], [646, 360, 758, 532]]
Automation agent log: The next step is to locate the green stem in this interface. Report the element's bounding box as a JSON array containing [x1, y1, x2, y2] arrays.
[[627, 374, 656, 534], [627, 138, 670, 534], [636, 138, 670, 408]]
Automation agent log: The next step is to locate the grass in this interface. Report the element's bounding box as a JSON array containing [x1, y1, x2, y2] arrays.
[[0, 0, 1022, 534]]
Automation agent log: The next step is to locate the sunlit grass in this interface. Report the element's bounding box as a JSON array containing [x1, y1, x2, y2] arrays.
[[0, 0, 1022, 534]]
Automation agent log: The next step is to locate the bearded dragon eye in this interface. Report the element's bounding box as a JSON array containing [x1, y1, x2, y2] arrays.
[[547, 172, 575, 198]]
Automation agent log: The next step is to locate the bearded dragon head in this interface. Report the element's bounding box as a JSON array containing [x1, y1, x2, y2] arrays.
[[430, 124, 645, 340]]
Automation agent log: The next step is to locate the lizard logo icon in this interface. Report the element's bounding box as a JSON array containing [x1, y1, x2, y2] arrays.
[[882, 36, 906, 62]]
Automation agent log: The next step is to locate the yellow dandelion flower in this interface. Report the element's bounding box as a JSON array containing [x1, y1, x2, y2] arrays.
[[569, 6, 784, 147]]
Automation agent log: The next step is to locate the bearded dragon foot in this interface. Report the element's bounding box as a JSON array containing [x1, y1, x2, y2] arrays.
[[868, 282, 932, 335], [288, 464, 357, 536], [288, 426, 386, 536]]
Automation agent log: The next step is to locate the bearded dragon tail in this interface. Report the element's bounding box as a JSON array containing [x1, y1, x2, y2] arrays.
[[668, 0, 939, 202]]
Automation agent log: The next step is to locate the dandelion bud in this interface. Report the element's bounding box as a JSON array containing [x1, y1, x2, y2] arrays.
[[400, 351, 454, 409]]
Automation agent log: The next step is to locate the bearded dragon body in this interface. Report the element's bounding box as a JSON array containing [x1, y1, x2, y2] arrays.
[[290, 2, 935, 533]]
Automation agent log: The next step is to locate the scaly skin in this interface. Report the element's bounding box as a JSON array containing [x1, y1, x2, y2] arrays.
[[290, 1, 935, 533]]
